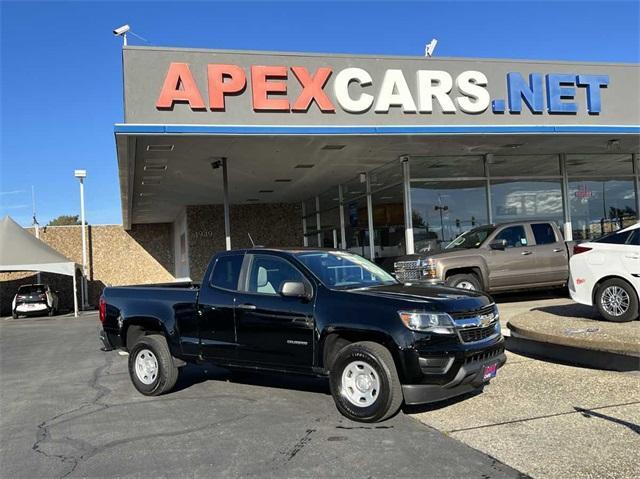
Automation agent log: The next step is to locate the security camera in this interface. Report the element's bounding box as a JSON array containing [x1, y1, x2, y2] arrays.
[[211, 160, 222, 170], [425, 38, 438, 57], [113, 24, 130, 36]]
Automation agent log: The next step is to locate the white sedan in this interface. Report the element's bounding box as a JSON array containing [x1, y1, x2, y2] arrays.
[[569, 223, 640, 322]]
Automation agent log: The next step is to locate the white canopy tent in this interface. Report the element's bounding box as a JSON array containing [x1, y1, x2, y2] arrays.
[[0, 216, 80, 317]]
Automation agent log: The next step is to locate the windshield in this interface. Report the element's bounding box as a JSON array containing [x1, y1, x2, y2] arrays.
[[445, 226, 496, 250], [295, 251, 397, 289], [18, 285, 45, 294]]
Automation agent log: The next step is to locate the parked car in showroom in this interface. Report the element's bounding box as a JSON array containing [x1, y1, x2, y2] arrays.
[[394, 220, 569, 293], [12, 284, 59, 318], [569, 223, 640, 322], [99, 248, 505, 423]]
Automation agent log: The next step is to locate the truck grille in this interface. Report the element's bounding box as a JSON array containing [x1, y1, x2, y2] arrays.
[[459, 324, 497, 343], [450, 305, 496, 320], [394, 260, 422, 281]]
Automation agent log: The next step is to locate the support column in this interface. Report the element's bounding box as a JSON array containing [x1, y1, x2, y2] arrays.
[[366, 173, 375, 261], [72, 271, 78, 318], [222, 157, 231, 250], [315, 196, 322, 247], [484, 155, 493, 224], [338, 184, 346, 249], [633, 154, 640, 218], [301, 201, 308, 247], [560, 154, 573, 241], [401, 156, 414, 255]]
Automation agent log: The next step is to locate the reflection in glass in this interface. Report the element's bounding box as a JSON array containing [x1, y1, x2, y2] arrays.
[[411, 181, 488, 250], [371, 185, 406, 263], [569, 179, 636, 240], [490, 155, 560, 176], [344, 196, 371, 259], [491, 180, 562, 225], [566, 154, 633, 176]]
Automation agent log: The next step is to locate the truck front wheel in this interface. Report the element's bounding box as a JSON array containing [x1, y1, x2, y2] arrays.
[[128, 335, 179, 396], [446, 273, 481, 291], [329, 341, 403, 423]]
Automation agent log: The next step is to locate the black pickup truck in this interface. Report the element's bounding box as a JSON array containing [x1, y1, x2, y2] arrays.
[[99, 248, 505, 422]]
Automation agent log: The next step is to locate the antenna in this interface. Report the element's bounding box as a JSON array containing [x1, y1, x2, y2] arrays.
[[248, 233, 255, 247], [31, 186, 40, 238]]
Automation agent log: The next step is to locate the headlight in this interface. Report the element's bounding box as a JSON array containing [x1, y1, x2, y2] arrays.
[[419, 258, 438, 279], [398, 310, 455, 333]]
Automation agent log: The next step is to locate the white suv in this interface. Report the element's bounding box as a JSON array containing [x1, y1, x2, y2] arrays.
[[569, 223, 640, 322]]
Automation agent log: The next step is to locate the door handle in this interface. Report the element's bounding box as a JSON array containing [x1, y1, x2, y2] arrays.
[[553, 248, 564, 253], [625, 255, 640, 259], [237, 303, 257, 310], [521, 251, 533, 255]]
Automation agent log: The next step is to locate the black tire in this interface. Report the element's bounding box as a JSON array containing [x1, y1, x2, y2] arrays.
[[329, 341, 403, 423], [446, 273, 482, 291], [595, 278, 638, 322], [128, 335, 179, 396], [48, 308, 54, 317]]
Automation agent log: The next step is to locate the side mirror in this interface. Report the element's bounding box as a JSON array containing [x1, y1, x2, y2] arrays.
[[280, 281, 309, 298], [489, 239, 507, 250]]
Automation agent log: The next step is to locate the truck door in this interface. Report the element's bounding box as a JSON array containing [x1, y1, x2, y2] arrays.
[[234, 253, 314, 370], [486, 225, 538, 289], [197, 253, 245, 361], [528, 222, 569, 284]]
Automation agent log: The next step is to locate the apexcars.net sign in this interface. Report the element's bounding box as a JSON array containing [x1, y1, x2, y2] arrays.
[[156, 62, 609, 115]]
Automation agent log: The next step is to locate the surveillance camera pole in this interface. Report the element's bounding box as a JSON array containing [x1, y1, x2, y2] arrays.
[[122, 32, 127, 46], [74, 170, 89, 311]]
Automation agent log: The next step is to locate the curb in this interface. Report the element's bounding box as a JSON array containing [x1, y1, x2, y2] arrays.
[[505, 330, 640, 372]]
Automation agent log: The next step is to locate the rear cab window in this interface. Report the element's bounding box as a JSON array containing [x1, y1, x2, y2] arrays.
[[18, 285, 46, 294], [210, 254, 244, 290], [531, 223, 558, 245]]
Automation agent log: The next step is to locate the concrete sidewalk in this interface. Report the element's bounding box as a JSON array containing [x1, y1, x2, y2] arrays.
[[411, 294, 640, 479]]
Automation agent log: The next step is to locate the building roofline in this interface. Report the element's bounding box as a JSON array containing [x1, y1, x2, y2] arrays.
[[122, 45, 640, 67]]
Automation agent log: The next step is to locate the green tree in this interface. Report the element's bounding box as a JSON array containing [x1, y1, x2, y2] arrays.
[[48, 215, 80, 226]]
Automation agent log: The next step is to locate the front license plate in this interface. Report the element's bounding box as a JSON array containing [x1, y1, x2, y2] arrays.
[[483, 363, 498, 381]]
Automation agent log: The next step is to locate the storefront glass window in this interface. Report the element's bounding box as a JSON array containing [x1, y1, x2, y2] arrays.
[[490, 155, 560, 176], [344, 195, 370, 259], [411, 156, 485, 178], [410, 180, 488, 250], [371, 184, 405, 266], [569, 179, 636, 240], [491, 180, 563, 225]]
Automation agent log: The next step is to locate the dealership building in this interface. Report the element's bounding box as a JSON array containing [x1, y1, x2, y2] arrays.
[[115, 45, 640, 280]]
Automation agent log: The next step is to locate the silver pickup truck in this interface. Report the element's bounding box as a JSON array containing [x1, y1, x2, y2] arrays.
[[394, 221, 569, 293]]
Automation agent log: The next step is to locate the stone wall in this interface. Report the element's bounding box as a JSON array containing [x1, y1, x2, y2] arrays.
[[0, 223, 174, 315], [187, 203, 303, 281]]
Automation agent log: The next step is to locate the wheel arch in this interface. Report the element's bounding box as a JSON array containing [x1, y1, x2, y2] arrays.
[[319, 329, 407, 381], [592, 275, 638, 304], [121, 316, 171, 351], [444, 265, 486, 289]]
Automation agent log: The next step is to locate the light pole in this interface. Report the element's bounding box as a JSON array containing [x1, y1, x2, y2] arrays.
[[74, 170, 88, 310]]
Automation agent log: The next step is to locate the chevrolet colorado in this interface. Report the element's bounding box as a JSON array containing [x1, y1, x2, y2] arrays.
[[99, 248, 505, 422]]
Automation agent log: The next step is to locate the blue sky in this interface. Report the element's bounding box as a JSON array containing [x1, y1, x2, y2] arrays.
[[1, 0, 639, 226]]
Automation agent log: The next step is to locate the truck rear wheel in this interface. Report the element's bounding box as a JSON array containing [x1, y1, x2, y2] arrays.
[[329, 341, 402, 423], [128, 335, 179, 396], [446, 273, 481, 291]]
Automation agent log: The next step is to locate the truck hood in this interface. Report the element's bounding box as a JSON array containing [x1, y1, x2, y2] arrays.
[[346, 283, 492, 312]]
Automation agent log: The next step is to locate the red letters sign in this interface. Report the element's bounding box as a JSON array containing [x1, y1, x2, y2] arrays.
[[155, 62, 337, 113]]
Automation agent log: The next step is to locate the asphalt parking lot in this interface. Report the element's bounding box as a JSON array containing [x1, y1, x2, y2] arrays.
[[0, 312, 523, 479]]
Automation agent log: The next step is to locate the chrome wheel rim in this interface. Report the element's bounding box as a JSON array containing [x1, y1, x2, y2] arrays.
[[341, 361, 380, 407], [135, 349, 158, 385], [601, 286, 630, 317], [456, 281, 476, 290]]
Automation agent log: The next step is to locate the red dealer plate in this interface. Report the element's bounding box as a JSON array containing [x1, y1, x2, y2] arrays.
[[483, 363, 498, 381]]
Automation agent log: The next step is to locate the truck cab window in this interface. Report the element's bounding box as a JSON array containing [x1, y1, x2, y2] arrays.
[[210, 255, 244, 290], [247, 255, 305, 295], [494, 226, 527, 248], [531, 223, 557, 245]]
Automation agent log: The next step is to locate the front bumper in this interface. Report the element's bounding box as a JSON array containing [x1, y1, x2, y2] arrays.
[[402, 352, 507, 405]]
